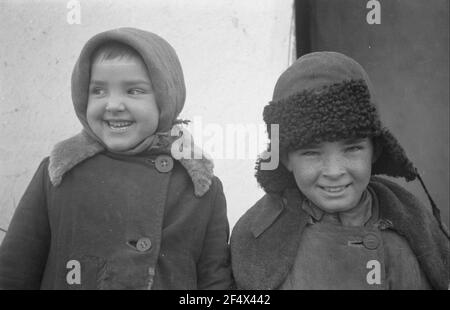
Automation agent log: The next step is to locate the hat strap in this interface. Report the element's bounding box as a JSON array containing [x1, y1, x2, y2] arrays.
[[416, 170, 449, 238]]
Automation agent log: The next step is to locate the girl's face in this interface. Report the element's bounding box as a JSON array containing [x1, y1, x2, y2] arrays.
[[86, 56, 159, 152], [285, 138, 374, 213]]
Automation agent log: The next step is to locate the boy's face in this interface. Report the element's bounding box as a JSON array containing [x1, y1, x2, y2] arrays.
[[87, 56, 159, 152], [285, 138, 374, 213]]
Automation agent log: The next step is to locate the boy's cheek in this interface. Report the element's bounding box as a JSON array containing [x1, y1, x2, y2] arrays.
[[292, 162, 317, 179]]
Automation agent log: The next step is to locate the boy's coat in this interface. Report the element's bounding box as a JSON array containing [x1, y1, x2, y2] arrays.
[[231, 177, 449, 290]]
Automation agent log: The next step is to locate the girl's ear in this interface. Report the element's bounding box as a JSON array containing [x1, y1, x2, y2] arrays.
[[281, 152, 293, 172]]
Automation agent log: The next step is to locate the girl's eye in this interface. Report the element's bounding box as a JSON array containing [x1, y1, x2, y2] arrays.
[[90, 87, 105, 96], [128, 88, 145, 95]]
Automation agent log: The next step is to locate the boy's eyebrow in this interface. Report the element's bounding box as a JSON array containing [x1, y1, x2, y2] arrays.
[[344, 138, 366, 145], [299, 138, 367, 149], [299, 143, 321, 149]]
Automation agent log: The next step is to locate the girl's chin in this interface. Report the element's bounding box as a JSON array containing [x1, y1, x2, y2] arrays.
[[104, 136, 154, 152], [104, 140, 136, 152]]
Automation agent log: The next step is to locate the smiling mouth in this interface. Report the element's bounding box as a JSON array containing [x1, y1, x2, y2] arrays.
[[104, 120, 134, 131], [319, 184, 351, 193]]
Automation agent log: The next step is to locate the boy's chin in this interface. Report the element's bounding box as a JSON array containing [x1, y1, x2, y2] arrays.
[[105, 145, 131, 152], [312, 198, 358, 213]]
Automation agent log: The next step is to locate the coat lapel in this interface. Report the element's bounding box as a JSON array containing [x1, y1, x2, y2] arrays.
[[231, 189, 309, 289], [48, 130, 214, 197], [370, 177, 449, 290]]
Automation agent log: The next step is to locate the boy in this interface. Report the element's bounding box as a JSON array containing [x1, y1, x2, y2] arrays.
[[231, 52, 449, 289], [0, 28, 232, 289]]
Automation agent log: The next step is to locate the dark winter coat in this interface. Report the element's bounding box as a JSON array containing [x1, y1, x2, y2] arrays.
[[0, 152, 232, 289], [231, 177, 449, 290]]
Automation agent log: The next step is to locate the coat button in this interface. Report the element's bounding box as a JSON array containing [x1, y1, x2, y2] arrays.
[[363, 233, 380, 250], [136, 237, 152, 252], [155, 155, 173, 173]]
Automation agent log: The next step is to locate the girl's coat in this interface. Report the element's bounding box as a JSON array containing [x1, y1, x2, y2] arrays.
[[0, 152, 231, 289]]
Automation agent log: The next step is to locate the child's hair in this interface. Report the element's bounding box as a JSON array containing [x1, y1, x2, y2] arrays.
[[91, 41, 142, 64]]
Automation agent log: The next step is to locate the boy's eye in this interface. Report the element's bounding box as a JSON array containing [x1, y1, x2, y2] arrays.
[[128, 88, 145, 95], [300, 150, 320, 156], [345, 145, 363, 152]]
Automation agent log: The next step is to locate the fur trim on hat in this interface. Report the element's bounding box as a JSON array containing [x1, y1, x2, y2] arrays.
[[256, 79, 417, 194], [255, 153, 296, 195], [264, 79, 381, 151], [372, 129, 417, 181]]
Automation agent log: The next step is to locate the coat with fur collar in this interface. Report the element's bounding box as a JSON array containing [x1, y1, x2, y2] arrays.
[[0, 152, 232, 289], [230, 177, 449, 290]]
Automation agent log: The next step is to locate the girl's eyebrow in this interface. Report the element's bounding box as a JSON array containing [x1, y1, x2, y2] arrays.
[[89, 80, 107, 85], [89, 80, 152, 86], [122, 80, 152, 85]]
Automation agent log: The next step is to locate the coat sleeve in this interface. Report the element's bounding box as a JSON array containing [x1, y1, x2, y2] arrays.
[[0, 158, 51, 289], [196, 177, 234, 289]]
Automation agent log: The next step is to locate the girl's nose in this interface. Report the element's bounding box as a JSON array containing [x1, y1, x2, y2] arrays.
[[322, 155, 345, 178], [105, 97, 125, 112]]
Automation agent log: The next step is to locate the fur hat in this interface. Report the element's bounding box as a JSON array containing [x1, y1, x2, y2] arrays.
[[255, 51, 417, 195]]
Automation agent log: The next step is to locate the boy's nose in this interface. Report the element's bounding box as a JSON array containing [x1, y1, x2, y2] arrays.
[[322, 156, 345, 178], [105, 97, 125, 112]]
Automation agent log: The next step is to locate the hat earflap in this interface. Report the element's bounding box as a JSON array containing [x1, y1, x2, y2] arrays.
[[372, 128, 417, 181], [255, 148, 296, 195]]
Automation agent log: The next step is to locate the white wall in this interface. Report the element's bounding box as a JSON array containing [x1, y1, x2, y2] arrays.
[[0, 0, 294, 242]]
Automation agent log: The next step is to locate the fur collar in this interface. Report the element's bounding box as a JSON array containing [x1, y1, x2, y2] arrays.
[[49, 130, 214, 197]]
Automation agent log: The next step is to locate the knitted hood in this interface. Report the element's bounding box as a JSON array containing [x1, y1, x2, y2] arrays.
[[256, 52, 417, 195], [71, 27, 186, 133]]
